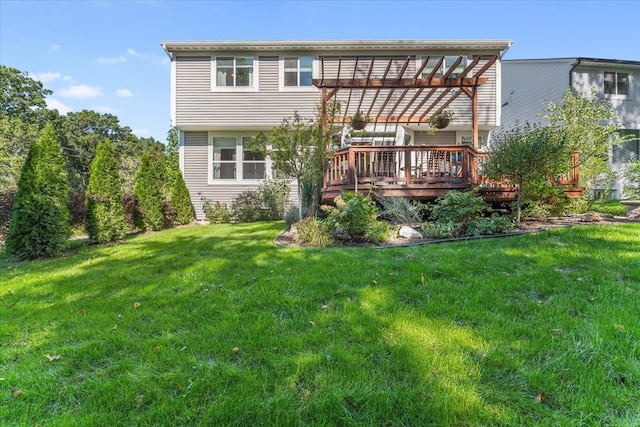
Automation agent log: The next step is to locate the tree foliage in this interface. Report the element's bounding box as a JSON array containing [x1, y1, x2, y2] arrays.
[[0, 65, 52, 119], [134, 152, 165, 231], [85, 138, 127, 242], [484, 123, 570, 223], [6, 123, 70, 259], [543, 88, 628, 199], [170, 171, 194, 225], [164, 127, 180, 190]]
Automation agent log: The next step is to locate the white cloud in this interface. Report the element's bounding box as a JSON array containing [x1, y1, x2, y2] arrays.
[[58, 84, 104, 98], [97, 56, 127, 64], [127, 48, 143, 58], [116, 88, 133, 97], [50, 44, 61, 52], [62, 75, 73, 83], [46, 98, 72, 114], [33, 72, 62, 84]]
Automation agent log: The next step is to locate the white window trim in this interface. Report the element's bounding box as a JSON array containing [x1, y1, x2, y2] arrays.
[[210, 56, 260, 92], [278, 56, 319, 92], [456, 132, 488, 150], [207, 132, 274, 185]]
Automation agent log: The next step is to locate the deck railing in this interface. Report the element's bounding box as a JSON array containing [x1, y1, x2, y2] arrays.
[[323, 145, 582, 201], [326, 145, 483, 188]]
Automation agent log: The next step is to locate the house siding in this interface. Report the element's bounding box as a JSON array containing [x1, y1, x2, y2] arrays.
[[182, 131, 298, 220]]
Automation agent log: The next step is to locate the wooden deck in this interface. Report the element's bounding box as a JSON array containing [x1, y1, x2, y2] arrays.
[[321, 145, 582, 204]]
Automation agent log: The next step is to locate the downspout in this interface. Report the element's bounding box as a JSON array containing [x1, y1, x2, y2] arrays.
[[569, 58, 581, 91]]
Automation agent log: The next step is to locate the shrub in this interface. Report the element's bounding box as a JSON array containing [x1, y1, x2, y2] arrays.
[[466, 216, 515, 236], [6, 123, 71, 259], [322, 192, 379, 241], [170, 171, 194, 225], [202, 198, 232, 224], [121, 193, 137, 231], [0, 191, 16, 249], [230, 179, 291, 223], [231, 189, 264, 223], [421, 221, 459, 239], [259, 179, 290, 220], [429, 190, 487, 224], [284, 205, 311, 227], [377, 196, 427, 224], [521, 181, 571, 217], [68, 189, 87, 227], [366, 220, 394, 244], [294, 217, 333, 247], [133, 152, 165, 231], [85, 139, 127, 243]]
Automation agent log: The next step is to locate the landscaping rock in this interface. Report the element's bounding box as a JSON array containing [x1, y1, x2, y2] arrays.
[[399, 225, 423, 240]]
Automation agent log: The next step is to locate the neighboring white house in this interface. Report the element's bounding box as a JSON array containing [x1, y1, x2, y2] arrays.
[[162, 40, 513, 219], [500, 57, 640, 199]]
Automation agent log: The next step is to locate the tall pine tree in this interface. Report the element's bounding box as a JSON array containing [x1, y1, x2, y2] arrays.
[[6, 123, 70, 259], [86, 138, 127, 242], [134, 152, 164, 231]]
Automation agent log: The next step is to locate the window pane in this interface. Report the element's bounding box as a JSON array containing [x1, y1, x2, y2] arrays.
[[604, 72, 615, 94], [242, 163, 265, 179], [215, 163, 236, 179], [236, 57, 252, 67], [284, 57, 298, 70], [299, 71, 313, 86], [284, 71, 297, 86], [300, 57, 313, 71], [236, 68, 252, 86], [422, 57, 443, 78], [617, 73, 629, 95]]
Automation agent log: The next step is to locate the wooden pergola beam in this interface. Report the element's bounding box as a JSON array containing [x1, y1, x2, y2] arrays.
[[312, 77, 488, 89]]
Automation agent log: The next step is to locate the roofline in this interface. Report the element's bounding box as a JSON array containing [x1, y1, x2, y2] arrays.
[[504, 57, 640, 68], [161, 39, 514, 56]]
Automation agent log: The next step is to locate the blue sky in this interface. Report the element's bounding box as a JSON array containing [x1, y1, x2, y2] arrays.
[[1, 0, 639, 143]]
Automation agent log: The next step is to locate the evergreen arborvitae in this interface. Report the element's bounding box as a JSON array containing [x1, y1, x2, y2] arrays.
[[170, 170, 194, 225], [6, 123, 71, 259], [86, 138, 127, 242], [133, 152, 164, 231]]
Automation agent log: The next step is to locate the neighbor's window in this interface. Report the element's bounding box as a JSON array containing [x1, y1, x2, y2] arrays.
[[283, 56, 314, 87], [604, 72, 629, 95], [215, 56, 254, 87], [612, 130, 640, 163], [242, 137, 266, 179]]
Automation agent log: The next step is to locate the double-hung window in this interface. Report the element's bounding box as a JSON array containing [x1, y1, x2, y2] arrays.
[[612, 130, 640, 163], [212, 56, 258, 90], [209, 135, 268, 182], [280, 56, 315, 90], [604, 72, 629, 96], [420, 56, 468, 78]]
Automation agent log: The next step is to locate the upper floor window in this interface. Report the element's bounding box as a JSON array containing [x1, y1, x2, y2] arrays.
[[604, 72, 629, 95], [284, 56, 313, 87], [420, 56, 468, 78], [212, 57, 258, 91]]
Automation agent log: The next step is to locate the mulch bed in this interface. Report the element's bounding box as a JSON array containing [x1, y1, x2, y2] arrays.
[[274, 213, 636, 248]]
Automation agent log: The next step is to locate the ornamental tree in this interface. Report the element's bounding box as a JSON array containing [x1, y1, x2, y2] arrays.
[[133, 152, 165, 231], [483, 123, 571, 224], [6, 123, 70, 259], [85, 138, 127, 242], [170, 171, 194, 225]]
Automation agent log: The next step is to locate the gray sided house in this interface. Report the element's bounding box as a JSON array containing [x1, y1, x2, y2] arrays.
[[500, 58, 640, 199], [162, 40, 514, 219]]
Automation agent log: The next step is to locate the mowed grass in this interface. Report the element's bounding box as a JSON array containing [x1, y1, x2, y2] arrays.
[[1, 222, 639, 426]]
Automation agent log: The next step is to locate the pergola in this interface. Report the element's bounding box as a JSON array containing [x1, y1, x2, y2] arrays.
[[312, 54, 498, 149]]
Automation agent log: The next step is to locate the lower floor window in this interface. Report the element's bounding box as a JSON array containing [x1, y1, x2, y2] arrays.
[[210, 135, 270, 181], [612, 130, 640, 163]]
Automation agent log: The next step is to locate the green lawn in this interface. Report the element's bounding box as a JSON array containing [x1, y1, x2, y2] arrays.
[[1, 222, 639, 426]]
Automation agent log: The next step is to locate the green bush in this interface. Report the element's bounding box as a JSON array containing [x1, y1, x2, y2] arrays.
[[85, 139, 127, 243], [466, 216, 515, 236], [230, 179, 291, 223], [259, 179, 290, 220], [429, 190, 487, 224], [366, 220, 394, 244], [294, 217, 334, 247], [421, 221, 459, 239], [322, 192, 379, 241], [170, 172, 194, 225], [522, 181, 571, 217], [623, 161, 640, 199], [133, 152, 165, 231], [202, 198, 232, 224], [377, 196, 427, 224], [6, 123, 71, 259]]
